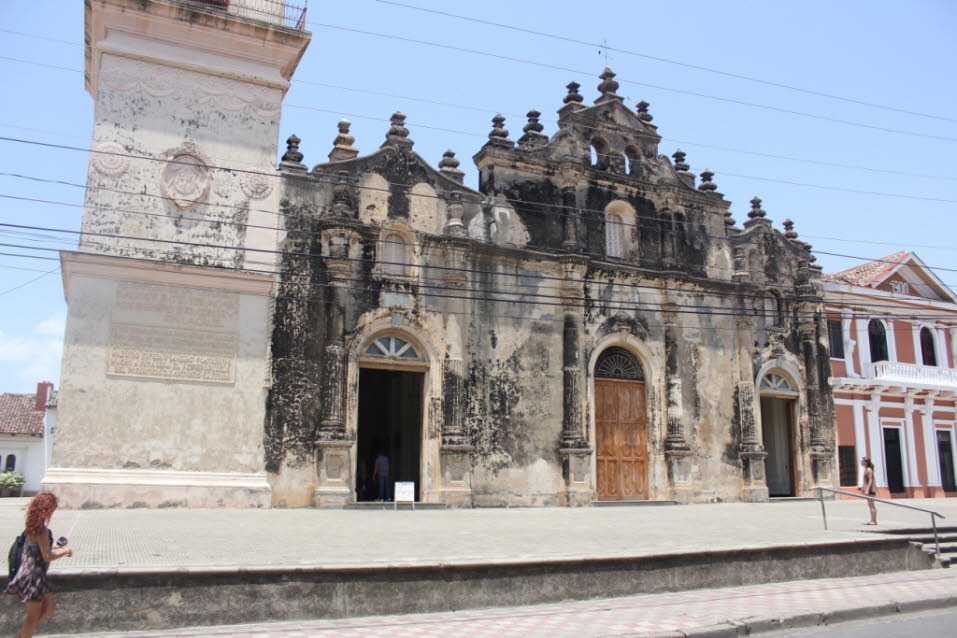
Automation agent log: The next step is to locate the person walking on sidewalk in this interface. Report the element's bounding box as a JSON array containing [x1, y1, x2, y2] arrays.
[[4, 492, 73, 638], [860, 457, 878, 525]]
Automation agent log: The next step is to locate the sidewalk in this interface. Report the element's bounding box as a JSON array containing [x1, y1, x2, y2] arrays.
[[3, 497, 956, 574], [45, 568, 957, 638]]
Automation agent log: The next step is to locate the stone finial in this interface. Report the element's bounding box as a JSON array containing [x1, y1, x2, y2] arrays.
[[438, 149, 465, 183], [697, 169, 718, 193], [518, 109, 548, 148], [672, 149, 689, 173], [280, 134, 306, 171], [748, 196, 766, 219], [382, 111, 413, 148], [724, 209, 736, 228], [636, 100, 653, 123], [563, 81, 584, 105], [596, 67, 622, 102], [782, 218, 798, 240], [487, 114, 514, 148], [328, 119, 359, 162]]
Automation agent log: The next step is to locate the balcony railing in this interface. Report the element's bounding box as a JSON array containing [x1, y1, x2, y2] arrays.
[[866, 361, 957, 387], [187, 0, 307, 30]]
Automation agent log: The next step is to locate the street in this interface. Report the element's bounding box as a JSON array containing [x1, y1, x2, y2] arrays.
[[778, 609, 956, 637]]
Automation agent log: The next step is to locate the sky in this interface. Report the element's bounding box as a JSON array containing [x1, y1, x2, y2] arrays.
[[0, 0, 955, 393]]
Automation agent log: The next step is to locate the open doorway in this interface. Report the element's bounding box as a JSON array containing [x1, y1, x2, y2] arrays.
[[355, 368, 423, 502], [883, 427, 906, 494], [760, 396, 795, 497]]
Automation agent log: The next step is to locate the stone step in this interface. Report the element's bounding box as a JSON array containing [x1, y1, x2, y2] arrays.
[[878, 526, 957, 536], [594, 500, 679, 507], [901, 534, 957, 545], [345, 502, 448, 510]]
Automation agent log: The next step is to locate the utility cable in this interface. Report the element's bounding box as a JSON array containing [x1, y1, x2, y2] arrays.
[[374, 1, 957, 126]]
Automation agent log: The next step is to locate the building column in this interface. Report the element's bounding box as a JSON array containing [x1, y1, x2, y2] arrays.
[[935, 326, 948, 368], [439, 240, 474, 507], [799, 312, 832, 484], [662, 303, 692, 491], [903, 395, 921, 490], [558, 258, 592, 505], [857, 318, 872, 375], [919, 402, 941, 492], [842, 312, 858, 377], [853, 401, 867, 485], [314, 230, 356, 507]]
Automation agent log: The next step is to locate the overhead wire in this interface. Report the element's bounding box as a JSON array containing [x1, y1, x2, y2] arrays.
[[3, 245, 956, 328], [373, 0, 957, 126]]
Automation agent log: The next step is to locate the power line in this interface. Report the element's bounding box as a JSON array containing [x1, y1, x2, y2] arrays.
[[0, 267, 57, 296], [3, 214, 957, 320], [302, 20, 957, 144], [4, 246, 955, 329], [3, 136, 956, 296], [3, 43, 953, 184], [374, 0, 957, 125]]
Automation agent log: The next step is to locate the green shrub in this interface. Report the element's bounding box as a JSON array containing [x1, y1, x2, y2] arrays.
[[0, 471, 24, 489]]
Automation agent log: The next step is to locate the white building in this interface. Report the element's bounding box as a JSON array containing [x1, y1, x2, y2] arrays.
[[0, 382, 52, 494]]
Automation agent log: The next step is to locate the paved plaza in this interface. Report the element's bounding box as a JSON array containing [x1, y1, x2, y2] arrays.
[[3, 497, 957, 574], [42, 569, 957, 638]]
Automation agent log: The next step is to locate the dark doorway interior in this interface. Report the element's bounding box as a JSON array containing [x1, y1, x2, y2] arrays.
[[356, 368, 423, 502], [938, 430, 956, 492], [883, 428, 906, 493], [760, 396, 795, 497]]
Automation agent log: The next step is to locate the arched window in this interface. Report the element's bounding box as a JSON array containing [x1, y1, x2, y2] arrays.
[[760, 372, 797, 395], [591, 137, 611, 171], [868, 319, 888, 363], [4, 454, 15, 472], [921, 327, 937, 366], [380, 232, 408, 277], [624, 145, 641, 177], [606, 213, 624, 258], [364, 335, 421, 360], [595, 347, 644, 380]]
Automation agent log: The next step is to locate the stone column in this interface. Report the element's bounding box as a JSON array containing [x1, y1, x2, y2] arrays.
[[736, 315, 767, 501], [558, 257, 592, 505], [561, 184, 579, 251], [662, 303, 692, 490], [314, 229, 355, 507], [439, 240, 474, 506], [799, 302, 832, 486]]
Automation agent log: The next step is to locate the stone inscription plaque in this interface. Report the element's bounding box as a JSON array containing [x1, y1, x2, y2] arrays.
[[108, 282, 239, 384]]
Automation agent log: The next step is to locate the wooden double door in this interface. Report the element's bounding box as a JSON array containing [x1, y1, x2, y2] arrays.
[[596, 378, 648, 500]]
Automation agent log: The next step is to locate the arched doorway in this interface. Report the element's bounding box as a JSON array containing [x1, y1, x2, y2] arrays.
[[356, 334, 427, 502], [594, 347, 648, 500], [759, 371, 798, 497]]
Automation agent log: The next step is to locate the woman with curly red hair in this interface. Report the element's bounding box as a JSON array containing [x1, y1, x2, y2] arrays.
[[4, 492, 73, 638]]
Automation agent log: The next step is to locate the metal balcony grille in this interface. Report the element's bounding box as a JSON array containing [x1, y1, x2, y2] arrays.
[[187, 0, 307, 30]]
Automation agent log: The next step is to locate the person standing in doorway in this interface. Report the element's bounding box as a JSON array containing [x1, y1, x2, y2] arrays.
[[860, 457, 878, 525], [372, 450, 391, 502], [5, 492, 73, 638]]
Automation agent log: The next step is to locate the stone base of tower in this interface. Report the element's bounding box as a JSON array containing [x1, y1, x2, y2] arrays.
[[40, 468, 271, 509]]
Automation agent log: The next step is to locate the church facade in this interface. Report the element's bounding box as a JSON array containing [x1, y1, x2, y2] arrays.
[[44, 0, 836, 508]]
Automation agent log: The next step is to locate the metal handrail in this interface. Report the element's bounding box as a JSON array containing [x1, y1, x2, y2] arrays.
[[816, 486, 946, 557]]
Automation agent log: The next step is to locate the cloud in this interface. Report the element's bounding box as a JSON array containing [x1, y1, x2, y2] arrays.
[[0, 313, 65, 390], [34, 312, 66, 337]]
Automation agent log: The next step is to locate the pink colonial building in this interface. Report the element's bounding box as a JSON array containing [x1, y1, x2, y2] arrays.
[[826, 251, 957, 499]]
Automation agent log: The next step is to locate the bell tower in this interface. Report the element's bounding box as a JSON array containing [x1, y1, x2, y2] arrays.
[[43, 0, 310, 507]]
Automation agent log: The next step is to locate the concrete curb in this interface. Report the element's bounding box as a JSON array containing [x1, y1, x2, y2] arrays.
[[627, 594, 957, 637]]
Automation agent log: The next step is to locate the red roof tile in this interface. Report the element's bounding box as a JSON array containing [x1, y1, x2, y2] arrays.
[[0, 393, 43, 435], [823, 251, 910, 287]]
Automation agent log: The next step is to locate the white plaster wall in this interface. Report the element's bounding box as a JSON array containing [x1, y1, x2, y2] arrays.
[[83, 53, 283, 268], [53, 274, 271, 475], [0, 436, 45, 494]]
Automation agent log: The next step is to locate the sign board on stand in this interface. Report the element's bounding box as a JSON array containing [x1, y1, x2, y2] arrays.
[[394, 481, 415, 510]]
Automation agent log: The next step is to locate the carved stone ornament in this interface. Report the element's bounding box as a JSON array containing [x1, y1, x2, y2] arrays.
[[239, 166, 274, 200], [91, 141, 130, 177], [160, 142, 211, 210]]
